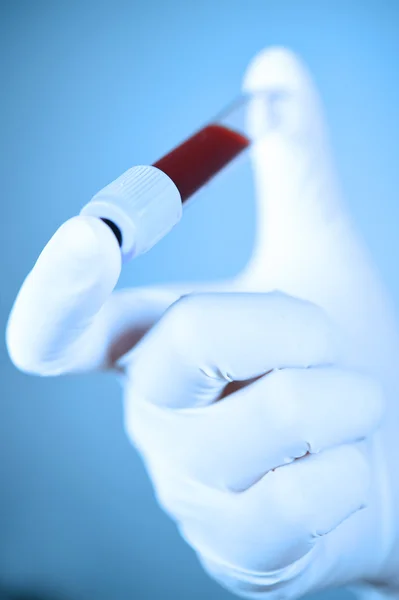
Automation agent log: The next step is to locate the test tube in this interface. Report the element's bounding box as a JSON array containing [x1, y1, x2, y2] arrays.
[[80, 93, 265, 262]]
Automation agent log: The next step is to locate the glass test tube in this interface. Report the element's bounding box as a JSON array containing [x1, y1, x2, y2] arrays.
[[153, 96, 252, 204], [80, 93, 265, 262]]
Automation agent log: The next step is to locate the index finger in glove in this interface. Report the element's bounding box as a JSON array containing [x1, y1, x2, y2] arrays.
[[6, 216, 182, 375]]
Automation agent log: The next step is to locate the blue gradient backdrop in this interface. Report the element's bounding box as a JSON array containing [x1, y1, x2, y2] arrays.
[[1, 1, 398, 599]]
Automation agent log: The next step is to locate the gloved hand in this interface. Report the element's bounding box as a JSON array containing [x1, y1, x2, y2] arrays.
[[6, 48, 399, 599]]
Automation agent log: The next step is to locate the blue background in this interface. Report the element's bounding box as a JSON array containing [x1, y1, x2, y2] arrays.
[[1, 1, 398, 598]]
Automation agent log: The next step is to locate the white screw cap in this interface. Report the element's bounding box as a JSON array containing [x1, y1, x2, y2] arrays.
[[80, 165, 182, 262]]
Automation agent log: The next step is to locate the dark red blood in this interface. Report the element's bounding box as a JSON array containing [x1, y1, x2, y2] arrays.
[[153, 124, 250, 203]]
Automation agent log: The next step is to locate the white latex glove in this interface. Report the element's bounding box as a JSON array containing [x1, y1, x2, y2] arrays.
[[6, 48, 399, 599]]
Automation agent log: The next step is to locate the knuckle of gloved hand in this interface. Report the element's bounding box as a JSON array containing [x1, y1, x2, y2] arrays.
[[337, 444, 371, 505], [357, 375, 385, 433], [262, 467, 315, 536], [265, 369, 304, 435], [265, 292, 340, 368], [156, 470, 228, 528], [161, 293, 215, 360], [125, 394, 211, 486]]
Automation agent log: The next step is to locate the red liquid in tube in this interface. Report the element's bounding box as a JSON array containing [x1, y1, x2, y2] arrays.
[[153, 124, 250, 203]]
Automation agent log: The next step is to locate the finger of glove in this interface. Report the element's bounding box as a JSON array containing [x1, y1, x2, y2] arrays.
[[241, 47, 398, 377], [127, 367, 383, 493], [115, 277, 239, 371], [6, 216, 123, 375], [126, 291, 338, 409], [239, 444, 370, 570], [181, 444, 371, 574], [242, 46, 345, 284]]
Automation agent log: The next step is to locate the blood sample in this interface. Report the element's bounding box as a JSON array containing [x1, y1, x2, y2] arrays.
[[80, 93, 264, 262], [153, 124, 250, 203]]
